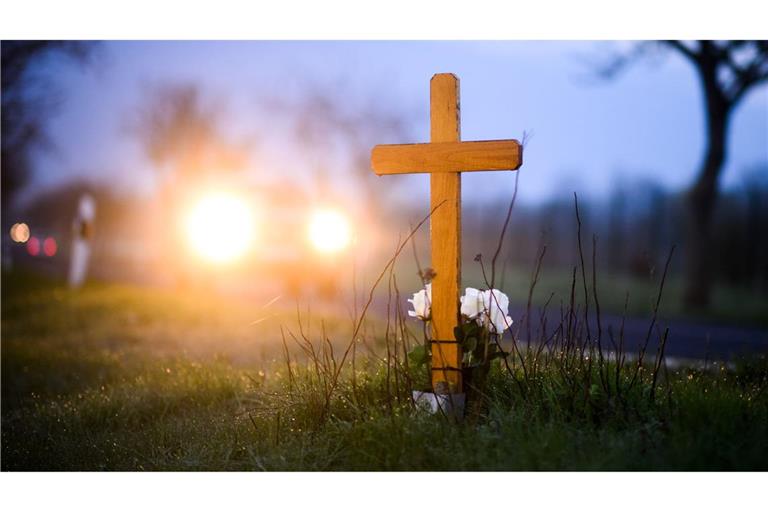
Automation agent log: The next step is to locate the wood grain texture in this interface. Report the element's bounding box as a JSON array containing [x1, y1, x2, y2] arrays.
[[429, 73, 462, 393], [371, 139, 522, 175]]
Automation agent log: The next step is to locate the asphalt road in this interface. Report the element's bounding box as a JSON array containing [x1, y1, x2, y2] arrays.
[[506, 304, 768, 362]]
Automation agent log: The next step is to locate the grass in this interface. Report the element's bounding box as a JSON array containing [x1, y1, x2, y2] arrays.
[[2, 270, 767, 471]]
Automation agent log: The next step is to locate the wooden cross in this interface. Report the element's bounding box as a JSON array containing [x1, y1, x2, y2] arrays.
[[370, 73, 523, 393]]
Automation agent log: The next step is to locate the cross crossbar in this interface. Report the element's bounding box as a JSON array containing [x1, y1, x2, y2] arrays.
[[371, 139, 522, 175]]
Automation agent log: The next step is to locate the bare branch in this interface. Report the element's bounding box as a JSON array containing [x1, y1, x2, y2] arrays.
[[728, 48, 768, 104], [590, 42, 656, 80], [662, 40, 700, 63]]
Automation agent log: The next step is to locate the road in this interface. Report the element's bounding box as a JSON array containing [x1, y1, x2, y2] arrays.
[[506, 304, 768, 362]]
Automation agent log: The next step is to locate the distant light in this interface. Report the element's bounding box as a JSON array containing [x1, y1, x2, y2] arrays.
[[10, 222, 30, 243], [43, 237, 58, 257], [27, 236, 40, 256], [184, 192, 255, 264], [308, 209, 352, 254]]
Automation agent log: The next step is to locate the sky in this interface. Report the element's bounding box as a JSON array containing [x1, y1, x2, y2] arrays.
[[28, 41, 768, 207]]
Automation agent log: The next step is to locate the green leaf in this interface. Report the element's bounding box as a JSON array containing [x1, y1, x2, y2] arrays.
[[463, 322, 480, 337], [408, 345, 428, 366], [462, 336, 478, 353]]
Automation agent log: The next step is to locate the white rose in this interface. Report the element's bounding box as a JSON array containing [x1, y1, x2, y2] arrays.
[[479, 289, 513, 334], [460, 287, 483, 319], [407, 283, 431, 320]]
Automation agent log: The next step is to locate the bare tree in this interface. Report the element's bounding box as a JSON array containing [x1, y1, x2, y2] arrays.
[[598, 41, 768, 308], [131, 83, 250, 185], [266, 88, 414, 212], [1, 41, 96, 222]]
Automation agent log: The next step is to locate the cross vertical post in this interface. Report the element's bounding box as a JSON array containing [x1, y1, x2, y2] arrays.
[[370, 72, 523, 397], [429, 73, 462, 392]]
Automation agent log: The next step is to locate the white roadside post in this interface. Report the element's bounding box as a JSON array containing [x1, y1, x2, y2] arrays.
[[68, 194, 96, 289]]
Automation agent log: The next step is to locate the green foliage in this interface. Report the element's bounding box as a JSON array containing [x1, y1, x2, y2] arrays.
[[407, 344, 428, 367]]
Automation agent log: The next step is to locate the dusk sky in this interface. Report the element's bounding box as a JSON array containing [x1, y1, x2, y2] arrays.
[[30, 41, 768, 206]]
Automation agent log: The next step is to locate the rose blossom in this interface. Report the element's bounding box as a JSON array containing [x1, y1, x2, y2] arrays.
[[460, 287, 483, 319], [408, 283, 431, 320], [479, 289, 513, 334]]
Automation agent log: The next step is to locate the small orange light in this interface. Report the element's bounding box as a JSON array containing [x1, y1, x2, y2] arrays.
[[10, 222, 30, 243]]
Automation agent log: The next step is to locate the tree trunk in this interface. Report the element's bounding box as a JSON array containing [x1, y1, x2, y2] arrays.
[[683, 72, 730, 309]]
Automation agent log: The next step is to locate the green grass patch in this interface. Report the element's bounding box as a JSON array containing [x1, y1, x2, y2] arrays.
[[2, 274, 767, 470]]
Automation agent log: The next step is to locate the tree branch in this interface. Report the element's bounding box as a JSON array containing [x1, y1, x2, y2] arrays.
[[591, 42, 655, 80], [728, 52, 768, 104], [663, 40, 700, 63]]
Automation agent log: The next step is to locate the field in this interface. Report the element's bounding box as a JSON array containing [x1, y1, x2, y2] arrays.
[[2, 272, 768, 470]]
